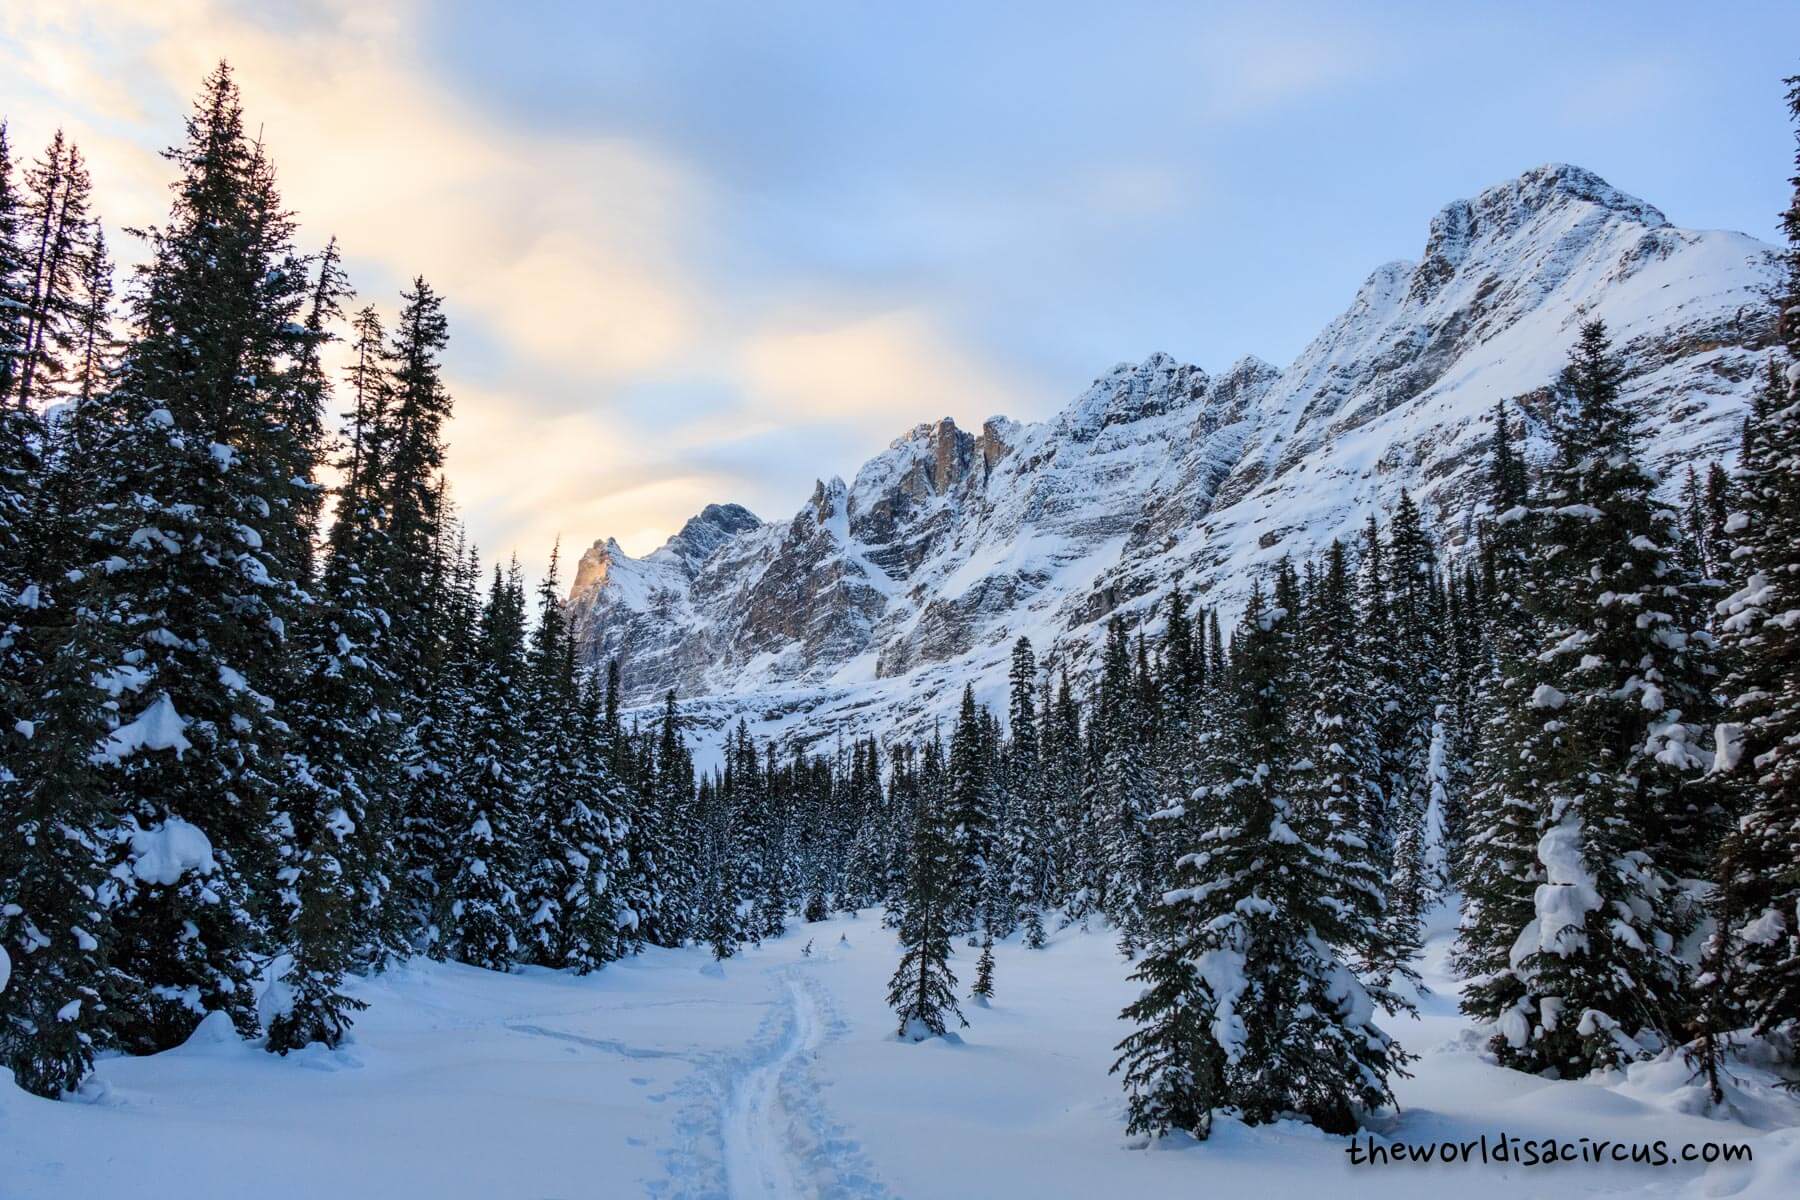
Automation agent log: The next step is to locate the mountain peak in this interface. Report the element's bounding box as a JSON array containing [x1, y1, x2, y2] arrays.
[[1408, 165, 1667, 305], [1063, 353, 1208, 437], [664, 502, 761, 571], [1440, 163, 1668, 244], [1497, 163, 1666, 225]]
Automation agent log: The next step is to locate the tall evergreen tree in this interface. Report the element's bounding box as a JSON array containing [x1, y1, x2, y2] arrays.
[[1500, 322, 1712, 1075], [0, 569, 124, 1095], [1454, 399, 1550, 1041], [69, 63, 313, 1052], [1709, 76, 1800, 1046], [1116, 582, 1408, 1139], [440, 564, 531, 970], [14, 130, 94, 410], [1293, 541, 1399, 991], [889, 734, 965, 1040]]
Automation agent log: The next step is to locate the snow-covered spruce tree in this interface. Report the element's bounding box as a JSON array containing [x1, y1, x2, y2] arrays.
[[840, 739, 887, 912], [68, 64, 320, 1052], [971, 934, 996, 1005], [377, 282, 465, 946], [558, 665, 632, 970], [407, 529, 481, 955], [519, 545, 584, 966], [1292, 540, 1404, 994], [1043, 670, 1087, 917], [0, 120, 131, 1095], [1501, 321, 1713, 1076], [1097, 619, 1157, 952], [1354, 514, 1400, 864], [1453, 399, 1550, 1040], [975, 708, 1014, 940], [724, 723, 781, 942], [440, 564, 531, 971], [946, 684, 992, 935], [607, 667, 660, 954], [1151, 591, 1205, 880], [881, 743, 919, 920], [1384, 491, 1447, 930], [268, 267, 404, 1054], [888, 734, 966, 1040], [642, 690, 694, 948], [1002, 637, 1053, 947], [0, 576, 126, 1096], [1440, 566, 1484, 856], [1117, 581, 1408, 1138], [1702, 461, 1741, 597], [694, 769, 740, 961], [1710, 76, 1800, 1046]]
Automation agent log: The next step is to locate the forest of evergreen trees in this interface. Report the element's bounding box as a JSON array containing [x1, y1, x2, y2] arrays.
[[1, 62, 1797, 1148]]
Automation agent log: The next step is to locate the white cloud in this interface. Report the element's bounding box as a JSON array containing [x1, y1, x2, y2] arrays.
[[0, 0, 1053, 572]]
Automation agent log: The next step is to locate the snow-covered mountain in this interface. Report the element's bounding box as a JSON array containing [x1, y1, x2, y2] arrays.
[[569, 164, 1779, 755]]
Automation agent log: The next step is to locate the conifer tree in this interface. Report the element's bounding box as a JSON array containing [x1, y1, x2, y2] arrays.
[[841, 739, 887, 912], [645, 690, 695, 947], [1096, 619, 1156, 951], [441, 564, 530, 971], [947, 684, 991, 934], [14, 130, 94, 410], [1454, 399, 1549, 1037], [267, 260, 398, 1052], [1385, 490, 1448, 928], [1709, 76, 1800, 1044], [405, 528, 479, 951], [1117, 582, 1407, 1138], [521, 545, 585, 965], [0, 576, 123, 1095], [889, 734, 965, 1040], [70, 63, 312, 1051], [1042, 671, 1085, 915], [971, 934, 996, 1006], [1002, 638, 1052, 946], [1356, 515, 1400, 863], [1293, 541, 1399, 989], [1500, 322, 1712, 1074]]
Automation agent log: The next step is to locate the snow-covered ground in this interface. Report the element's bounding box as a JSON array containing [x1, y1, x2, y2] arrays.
[[5, 908, 1796, 1199]]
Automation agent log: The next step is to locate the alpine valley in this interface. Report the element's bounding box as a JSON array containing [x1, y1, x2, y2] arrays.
[[568, 163, 1780, 754]]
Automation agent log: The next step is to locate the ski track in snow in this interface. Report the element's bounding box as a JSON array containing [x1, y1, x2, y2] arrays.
[[720, 973, 819, 1199], [504, 1023, 690, 1061]]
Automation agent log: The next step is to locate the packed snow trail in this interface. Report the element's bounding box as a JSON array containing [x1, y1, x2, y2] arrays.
[[720, 972, 823, 1199]]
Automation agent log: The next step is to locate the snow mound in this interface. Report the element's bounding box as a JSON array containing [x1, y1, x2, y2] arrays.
[[105, 693, 192, 760], [129, 816, 217, 886]]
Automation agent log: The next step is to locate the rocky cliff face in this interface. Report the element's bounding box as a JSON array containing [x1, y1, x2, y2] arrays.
[[568, 164, 1779, 758]]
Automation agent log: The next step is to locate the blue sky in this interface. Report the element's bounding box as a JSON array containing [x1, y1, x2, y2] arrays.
[[3, 0, 1796, 566]]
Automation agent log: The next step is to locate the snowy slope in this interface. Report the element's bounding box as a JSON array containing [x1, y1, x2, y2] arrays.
[[569, 165, 1779, 755], [8, 910, 1797, 1199]]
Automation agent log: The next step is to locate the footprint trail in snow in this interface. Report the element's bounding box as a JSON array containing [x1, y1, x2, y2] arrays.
[[720, 974, 822, 1198]]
